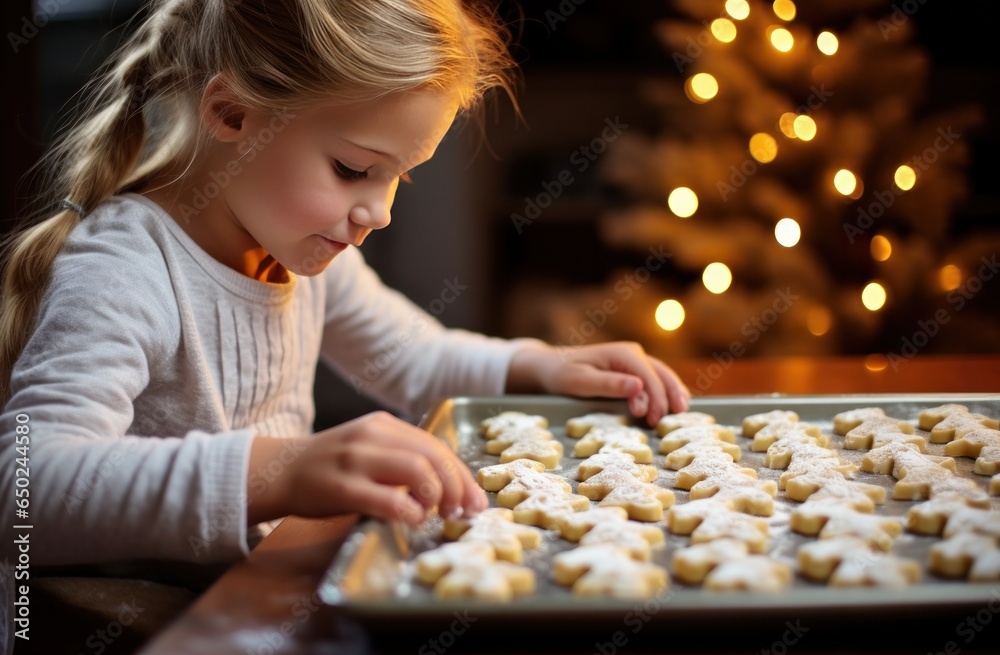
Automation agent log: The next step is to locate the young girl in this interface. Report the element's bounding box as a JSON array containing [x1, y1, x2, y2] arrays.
[[0, 0, 689, 569]]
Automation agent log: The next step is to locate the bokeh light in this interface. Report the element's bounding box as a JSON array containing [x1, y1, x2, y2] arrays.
[[806, 307, 832, 336], [655, 300, 685, 331], [711, 18, 737, 43], [725, 0, 750, 20], [864, 354, 889, 371], [774, 218, 801, 247], [772, 0, 796, 21], [749, 133, 778, 163], [769, 27, 794, 52], [816, 31, 839, 55], [862, 282, 887, 311], [779, 113, 798, 138], [894, 164, 916, 191], [685, 73, 719, 103], [834, 169, 858, 196], [703, 262, 733, 294], [870, 235, 892, 261], [792, 115, 817, 141], [668, 187, 699, 218], [938, 264, 962, 292]]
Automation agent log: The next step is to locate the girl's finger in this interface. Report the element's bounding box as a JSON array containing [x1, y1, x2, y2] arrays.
[[357, 415, 480, 519], [397, 423, 490, 517], [553, 364, 640, 400], [628, 389, 649, 419], [589, 343, 669, 425], [331, 442, 442, 509], [353, 446, 444, 513], [333, 475, 428, 525]]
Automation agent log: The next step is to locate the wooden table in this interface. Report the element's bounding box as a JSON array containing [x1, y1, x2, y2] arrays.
[[138, 355, 1000, 655]]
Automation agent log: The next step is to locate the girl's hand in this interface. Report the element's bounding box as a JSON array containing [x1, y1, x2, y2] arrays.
[[247, 411, 487, 526], [506, 342, 691, 427]]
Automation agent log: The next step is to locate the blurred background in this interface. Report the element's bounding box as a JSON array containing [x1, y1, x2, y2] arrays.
[[2, 0, 999, 427]]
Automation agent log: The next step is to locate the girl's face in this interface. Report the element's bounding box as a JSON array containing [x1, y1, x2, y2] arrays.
[[221, 89, 460, 277]]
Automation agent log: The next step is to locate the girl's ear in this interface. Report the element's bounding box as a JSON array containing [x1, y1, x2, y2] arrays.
[[200, 73, 250, 143]]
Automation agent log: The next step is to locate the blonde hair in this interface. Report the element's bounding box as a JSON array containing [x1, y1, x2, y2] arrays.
[[0, 0, 519, 406]]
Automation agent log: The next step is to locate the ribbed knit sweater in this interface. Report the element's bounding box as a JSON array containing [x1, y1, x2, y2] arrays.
[[0, 193, 530, 566]]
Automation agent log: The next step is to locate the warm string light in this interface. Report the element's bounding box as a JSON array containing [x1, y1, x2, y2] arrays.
[[779, 113, 797, 138], [655, 300, 685, 331], [711, 18, 737, 43], [862, 282, 887, 311], [870, 235, 892, 261], [702, 262, 733, 294], [749, 133, 778, 163], [772, 0, 796, 21], [774, 218, 800, 247], [768, 26, 794, 52], [938, 265, 962, 292], [659, 6, 933, 345], [792, 115, 816, 141], [725, 0, 750, 20], [685, 73, 719, 103], [894, 164, 916, 190], [816, 31, 839, 55], [668, 187, 698, 218], [676, 7, 862, 335], [834, 169, 858, 196], [864, 354, 889, 372], [806, 307, 832, 336]]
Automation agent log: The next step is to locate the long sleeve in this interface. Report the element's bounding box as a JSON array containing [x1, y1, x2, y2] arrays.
[[319, 247, 539, 420], [0, 192, 538, 568], [0, 210, 255, 566]]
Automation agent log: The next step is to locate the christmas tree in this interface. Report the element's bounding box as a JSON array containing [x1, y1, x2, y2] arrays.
[[547, 0, 993, 372]]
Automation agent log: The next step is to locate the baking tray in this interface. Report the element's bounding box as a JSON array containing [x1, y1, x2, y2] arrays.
[[318, 393, 1000, 646]]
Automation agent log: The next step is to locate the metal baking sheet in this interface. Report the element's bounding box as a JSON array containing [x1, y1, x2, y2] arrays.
[[318, 393, 1000, 627]]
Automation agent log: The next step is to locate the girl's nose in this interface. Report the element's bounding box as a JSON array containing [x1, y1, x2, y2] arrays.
[[349, 179, 398, 231], [348, 203, 390, 230]]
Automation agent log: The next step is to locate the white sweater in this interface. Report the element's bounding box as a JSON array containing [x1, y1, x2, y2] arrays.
[[0, 193, 529, 566]]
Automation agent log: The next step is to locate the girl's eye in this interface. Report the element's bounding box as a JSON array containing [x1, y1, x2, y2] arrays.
[[334, 160, 368, 181]]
